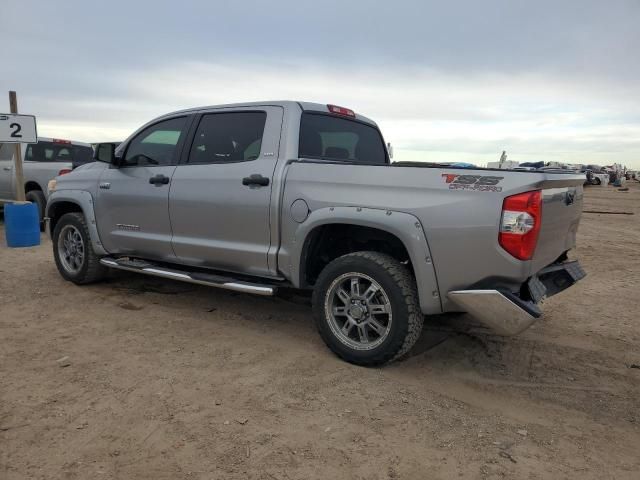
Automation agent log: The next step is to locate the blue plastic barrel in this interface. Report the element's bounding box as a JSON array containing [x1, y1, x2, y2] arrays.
[[4, 202, 41, 248]]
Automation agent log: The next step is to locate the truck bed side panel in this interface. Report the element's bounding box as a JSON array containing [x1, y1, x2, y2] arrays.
[[279, 162, 584, 312]]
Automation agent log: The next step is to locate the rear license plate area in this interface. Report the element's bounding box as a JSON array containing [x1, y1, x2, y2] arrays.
[[527, 260, 586, 303]]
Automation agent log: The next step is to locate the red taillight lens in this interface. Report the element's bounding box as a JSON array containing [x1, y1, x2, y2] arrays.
[[327, 104, 356, 117], [58, 168, 72, 176], [499, 190, 542, 260]]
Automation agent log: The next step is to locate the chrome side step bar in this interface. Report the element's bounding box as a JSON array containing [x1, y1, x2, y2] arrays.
[[100, 257, 276, 296]]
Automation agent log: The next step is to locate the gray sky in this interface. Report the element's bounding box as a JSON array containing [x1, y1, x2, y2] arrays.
[[2, 0, 639, 167]]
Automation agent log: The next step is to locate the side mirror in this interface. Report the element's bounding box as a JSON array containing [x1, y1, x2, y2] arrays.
[[94, 143, 119, 165]]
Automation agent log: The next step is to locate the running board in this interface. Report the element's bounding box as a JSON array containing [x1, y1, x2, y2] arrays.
[[100, 257, 276, 296]]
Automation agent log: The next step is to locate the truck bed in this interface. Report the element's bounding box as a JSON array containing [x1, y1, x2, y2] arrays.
[[282, 160, 584, 311]]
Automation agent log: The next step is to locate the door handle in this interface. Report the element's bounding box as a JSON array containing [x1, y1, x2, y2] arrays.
[[149, 174, 170, 186], [2, 167, 11, 171], [242, 174, 270, 187]]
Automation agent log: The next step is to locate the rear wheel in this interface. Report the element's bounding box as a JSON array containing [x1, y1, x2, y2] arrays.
[[25, 190, 46, 231], [312, 251, 423, 366], [52, 212, 107, 284]]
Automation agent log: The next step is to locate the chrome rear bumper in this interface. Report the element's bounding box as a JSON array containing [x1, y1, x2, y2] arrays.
[[448, 260, 586, 336], [447, 289, 540, 336]]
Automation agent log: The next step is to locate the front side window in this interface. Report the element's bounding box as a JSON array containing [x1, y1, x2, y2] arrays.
[[188, 112, 267, 164], [299, 113, 388, 164], [123, 117, 187, 167]]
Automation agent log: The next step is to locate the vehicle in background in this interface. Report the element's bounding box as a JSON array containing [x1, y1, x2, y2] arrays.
[[0, 138, 94, 226], [450, 162, 477, 168], [580, 165, 609, 186], [46, 101, 586, 366], [486, 160, 520, 169]]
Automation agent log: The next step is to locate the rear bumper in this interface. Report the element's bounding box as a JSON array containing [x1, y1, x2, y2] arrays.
[[447, 260, 586, 336]]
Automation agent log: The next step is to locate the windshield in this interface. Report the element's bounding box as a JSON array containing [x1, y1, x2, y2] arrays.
[[299, 113, 388, 164]]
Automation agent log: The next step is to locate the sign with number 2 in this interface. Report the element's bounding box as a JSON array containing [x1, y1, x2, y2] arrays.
[[0, 113, 38, 143]]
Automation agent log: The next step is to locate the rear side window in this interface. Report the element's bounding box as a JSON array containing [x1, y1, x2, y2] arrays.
[[187, 112, 267, 164], [24, 142, 93, 164], [123, 117, 187, 167], [299, 113, 387, 164]]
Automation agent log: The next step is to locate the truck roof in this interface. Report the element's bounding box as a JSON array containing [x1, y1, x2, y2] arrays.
[[159, 100, 379, 127]]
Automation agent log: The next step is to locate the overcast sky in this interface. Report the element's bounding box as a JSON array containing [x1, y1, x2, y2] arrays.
[[2, 0, 639, 167]]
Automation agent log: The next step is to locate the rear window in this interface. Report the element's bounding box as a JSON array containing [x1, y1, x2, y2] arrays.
[[299, 113, 387, 164], [25, 142, 93, 165]]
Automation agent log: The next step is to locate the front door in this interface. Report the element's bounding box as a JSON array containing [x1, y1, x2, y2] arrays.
[[169, 107, 283, 277], [95, 116, 190, 261]]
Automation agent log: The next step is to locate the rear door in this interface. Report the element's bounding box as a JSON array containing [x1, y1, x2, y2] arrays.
[[169, 107, 283, 277], [95, 116, 190, 261]]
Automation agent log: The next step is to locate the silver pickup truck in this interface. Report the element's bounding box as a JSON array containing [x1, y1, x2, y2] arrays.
[[45, 101, 586, 365], [0, 138, 93, 225]]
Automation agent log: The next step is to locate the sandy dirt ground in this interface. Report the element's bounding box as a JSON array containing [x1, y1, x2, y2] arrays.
[[1, 181, 639, 480]]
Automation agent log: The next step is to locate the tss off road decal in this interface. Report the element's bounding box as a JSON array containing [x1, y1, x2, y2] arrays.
[[442, 174, 504, 192]]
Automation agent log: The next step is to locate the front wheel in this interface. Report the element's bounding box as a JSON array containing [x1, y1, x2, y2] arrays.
[[312, 251, 424, 366], [52, 212, 107, 284]]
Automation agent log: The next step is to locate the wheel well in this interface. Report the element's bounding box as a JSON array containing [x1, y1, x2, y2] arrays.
[[48, 201, 83, 236], [25, 181, 42, 193], [300, 224, 413, 287]]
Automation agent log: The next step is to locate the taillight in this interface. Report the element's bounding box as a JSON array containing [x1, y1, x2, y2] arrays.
[[327, 104, 356, 117], [58, 168, 72, 176], [499, 190, 542, 260]]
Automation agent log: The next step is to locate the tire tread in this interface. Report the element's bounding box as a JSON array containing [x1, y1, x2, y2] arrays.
[[53, 212, 107, 284], [312, 251, 424, 365]]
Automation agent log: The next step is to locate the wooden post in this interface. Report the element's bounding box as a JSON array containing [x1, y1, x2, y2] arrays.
[[9, 91, 26, 202]]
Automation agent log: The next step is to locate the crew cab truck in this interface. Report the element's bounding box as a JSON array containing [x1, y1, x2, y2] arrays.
[[45, 101, 586, 366], [0, 138, 93, 226]]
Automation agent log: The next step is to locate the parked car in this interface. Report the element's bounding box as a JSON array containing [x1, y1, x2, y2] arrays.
[[0, 138, 94, 225], [46, 101, 586, 365], [580, 165, 609, 185]]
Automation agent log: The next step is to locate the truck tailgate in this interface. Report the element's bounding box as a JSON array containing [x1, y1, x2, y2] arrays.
[[530, 180, 584, 275]]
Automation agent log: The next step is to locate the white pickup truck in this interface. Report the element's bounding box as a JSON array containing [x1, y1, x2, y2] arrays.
[[0, 138, 93, 225]]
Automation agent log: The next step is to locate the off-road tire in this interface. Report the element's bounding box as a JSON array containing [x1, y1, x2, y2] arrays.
[[25, 190, 46, 231], [52, 212, 107, 284], [312, 251, 423, 366]]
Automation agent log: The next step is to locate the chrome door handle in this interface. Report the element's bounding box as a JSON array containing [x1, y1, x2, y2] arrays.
[[2, 167, 11, 171]]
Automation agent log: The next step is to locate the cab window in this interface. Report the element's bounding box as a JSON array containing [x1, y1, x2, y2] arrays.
[[299, 113, 388, 164], [123, 117, 187, 167], [187, 112, 267, 164], [24, 142, 93, 163]]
